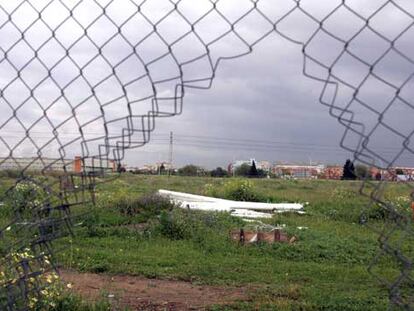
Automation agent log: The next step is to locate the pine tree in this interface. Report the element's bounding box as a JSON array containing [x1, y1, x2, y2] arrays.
[[249, 160, 258, 177], [342, 159, 356, 180]]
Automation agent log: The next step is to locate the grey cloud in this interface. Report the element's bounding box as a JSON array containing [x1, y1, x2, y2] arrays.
[[0, 0, 413, 170]]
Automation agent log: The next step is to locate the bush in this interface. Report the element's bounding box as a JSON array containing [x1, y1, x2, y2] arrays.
[[355, 164, 370, 180], [112, 193, 174, 217], [50, 293, 111, 311], [4, 180, 47, 218], [82, 193, 178, 230], [156, 209, 244, 243], [178, 165, 206, 176], [0, 249, 61, 310], [158, 210, 188, 240], [365, 196, 411, 222], [234, 163, 251, 177], [210, 167, 228, 177], [204, 179, 264, 202], [222, 179, 262, 202], [0, 169, 23, 179]]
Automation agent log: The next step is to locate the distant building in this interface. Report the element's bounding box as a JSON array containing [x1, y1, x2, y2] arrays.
[[0, 157, 74, 172], [321, 165, 414, 181], [256, 161, 271, 172], [321, 165, 343, 180], [370, 167, 387, 181], [73, 156, 117, 174], [0, 156, 117, 174], [386, 167, 414, 181], [272, 164, 325, 179], [128, 162, 174, 174]]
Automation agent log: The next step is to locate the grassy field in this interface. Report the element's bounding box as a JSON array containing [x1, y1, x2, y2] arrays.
[[1, 174, 413, 310], [50, 175, 410, 310]]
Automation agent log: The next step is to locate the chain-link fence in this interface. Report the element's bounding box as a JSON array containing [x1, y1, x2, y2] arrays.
[[0, 0, 413, 309]]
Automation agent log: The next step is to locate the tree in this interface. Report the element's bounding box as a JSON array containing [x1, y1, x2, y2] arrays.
[[355, 164, 369, 179], [234, 163, 251, 177], [249, 160, 258, 177], [342, 159, 356, 180], [178, 164, 200, 176], [210, 167, 228, 177], [117, 163, 126, 173], [159, 163, 166, 175], [257, 169, 267, 178]]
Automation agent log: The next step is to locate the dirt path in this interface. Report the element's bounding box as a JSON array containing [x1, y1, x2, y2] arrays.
[[61, 270, 249, 310]]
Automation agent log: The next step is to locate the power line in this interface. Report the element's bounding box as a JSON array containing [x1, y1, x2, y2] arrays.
[[0, 131, 407, 153]]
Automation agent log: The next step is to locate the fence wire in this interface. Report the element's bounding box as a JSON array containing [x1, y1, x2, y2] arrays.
[[0, 0, 413, 309]]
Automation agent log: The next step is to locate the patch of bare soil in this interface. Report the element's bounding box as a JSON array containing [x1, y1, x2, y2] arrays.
[[61, 270, 249, 310]]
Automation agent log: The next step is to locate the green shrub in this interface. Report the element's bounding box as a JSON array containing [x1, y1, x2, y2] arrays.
[[203, 183, 220, 198], [365, 196, 411, 222], [49, 293, 111, 311], [158, 210, 188, 240], [114, 193, 175, 218], [0, 169, 23, 179], [3, 180, 47, 218], [156, 209, 243, 242], [157, 209, 213, 241], [204, 179, 263, 202], [77, 193, 177, 234]]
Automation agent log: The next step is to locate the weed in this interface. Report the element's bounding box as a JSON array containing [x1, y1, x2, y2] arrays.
[[204, 179, 263, 202], [114, 193, 174, 218], [24, 175, 412, 310]]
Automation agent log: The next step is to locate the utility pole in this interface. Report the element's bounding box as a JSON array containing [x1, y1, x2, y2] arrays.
[[168, 131, 173, 176]]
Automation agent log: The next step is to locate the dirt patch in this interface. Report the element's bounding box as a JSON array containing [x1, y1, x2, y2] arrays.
[[61, 270, 249, 310]]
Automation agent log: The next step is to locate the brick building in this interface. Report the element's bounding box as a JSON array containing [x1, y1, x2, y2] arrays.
[[321, 165, 343, 180]]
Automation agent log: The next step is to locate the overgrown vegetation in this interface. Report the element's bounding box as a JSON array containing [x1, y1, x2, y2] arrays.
[[204, 179, 264, 202], [1, 174, 412, 310], [0, 249, 61, 310], [114, 193, 174, 218], [49, 293, 111, 311]]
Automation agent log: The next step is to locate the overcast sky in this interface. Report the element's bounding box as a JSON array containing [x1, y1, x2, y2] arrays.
[[0, 0, 413, 170]]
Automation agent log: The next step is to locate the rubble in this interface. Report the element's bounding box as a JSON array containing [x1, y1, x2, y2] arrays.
[[158, 189, 305, 219], [230, 229, 297, 244]]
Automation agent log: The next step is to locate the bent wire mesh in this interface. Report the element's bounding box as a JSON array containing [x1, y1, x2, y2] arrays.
[[0, 0, 413, 310]]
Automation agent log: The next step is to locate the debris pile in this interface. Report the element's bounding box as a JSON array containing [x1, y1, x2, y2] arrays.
[[230, 229, 297, 244], [158, 190, 305, 220]]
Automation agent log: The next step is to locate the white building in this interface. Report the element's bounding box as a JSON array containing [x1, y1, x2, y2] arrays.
[[0, 156, 117, 173], [272, 163, 325, 179], [0, 157, 74, 172]]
